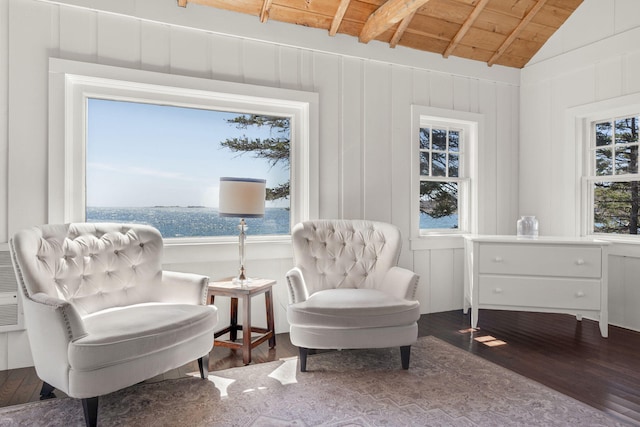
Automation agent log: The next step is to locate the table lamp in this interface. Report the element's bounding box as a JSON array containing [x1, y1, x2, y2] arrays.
[[219, 177, 266, 285]]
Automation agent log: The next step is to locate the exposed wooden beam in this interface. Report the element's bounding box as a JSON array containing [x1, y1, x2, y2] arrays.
[[359, 0, 431, 44], [177, 0, 187, 7], [260, 0, 273, 23], [329, 0, 351, 36], [488, 0, 547, 66], [389, 10, 416, 48], [443, 0, 489, 58]]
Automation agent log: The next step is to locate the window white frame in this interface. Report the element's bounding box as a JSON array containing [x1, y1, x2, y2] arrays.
[[568, 92, 640, 241], [410, 105, 480, 249], [48, 58, 319, 262]]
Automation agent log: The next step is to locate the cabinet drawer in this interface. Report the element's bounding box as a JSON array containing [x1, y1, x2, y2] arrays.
[[478, 276, 601, 310], [478, 244, 601, 278]]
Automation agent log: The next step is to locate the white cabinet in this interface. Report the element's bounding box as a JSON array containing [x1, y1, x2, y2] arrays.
[[464, 236, 609, 337]]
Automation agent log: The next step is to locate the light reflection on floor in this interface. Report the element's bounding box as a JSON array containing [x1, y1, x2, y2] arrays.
[[191, 356, 299, 398]]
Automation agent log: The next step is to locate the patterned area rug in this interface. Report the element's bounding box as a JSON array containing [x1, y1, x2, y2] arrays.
[[0, 336, 630, 426]]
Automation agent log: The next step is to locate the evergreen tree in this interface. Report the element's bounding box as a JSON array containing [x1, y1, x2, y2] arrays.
[[220, 114, 290, 202]]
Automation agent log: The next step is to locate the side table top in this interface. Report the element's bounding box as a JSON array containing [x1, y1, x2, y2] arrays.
[[208, 278, 276, 296]]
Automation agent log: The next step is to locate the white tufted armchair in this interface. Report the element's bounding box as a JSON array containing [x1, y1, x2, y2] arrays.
[[286, 220, 420, 371], [9, 223, 218, 427]]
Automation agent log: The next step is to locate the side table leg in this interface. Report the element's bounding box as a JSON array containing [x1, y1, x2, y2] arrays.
[[266, 289, 276, 348], [230, 298, 238, 341], [243, 295, 251, 364]]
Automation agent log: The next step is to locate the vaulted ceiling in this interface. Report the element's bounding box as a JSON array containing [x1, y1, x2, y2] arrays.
[[177, 0, 583, 68]]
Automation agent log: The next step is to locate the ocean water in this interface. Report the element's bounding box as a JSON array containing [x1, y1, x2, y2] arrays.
[[86, 207, 457, 238], [86, 206, 290, 238]]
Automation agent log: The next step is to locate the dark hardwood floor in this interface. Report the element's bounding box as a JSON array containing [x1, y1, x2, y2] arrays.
[[1, 310, 639, 425]]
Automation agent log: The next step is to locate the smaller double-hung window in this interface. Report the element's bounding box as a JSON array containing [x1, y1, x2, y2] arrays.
[[586, 115, 640, 235], [418, 124, 464, 231]]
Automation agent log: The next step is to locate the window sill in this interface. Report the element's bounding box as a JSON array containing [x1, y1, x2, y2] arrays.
[[163, 235, 293, 264], [410, 234, 465, 250]]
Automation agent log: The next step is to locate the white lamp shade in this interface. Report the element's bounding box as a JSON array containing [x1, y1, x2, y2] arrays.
[[219, 177, 266, 218]]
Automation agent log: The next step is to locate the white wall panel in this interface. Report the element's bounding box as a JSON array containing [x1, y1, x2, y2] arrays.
[[243, 39, 278, 87], [7, 0, 57, 234], [209, 34, 243, 83], [59, 6, 97, 64], [390, 65, 413, 268], [340, 57, 363, 220], [477, 81, 497, 234], [595, 57, 623, 102], [169, 25, 210, 79], [140, 20, 171, 73], [521, 0, 640, 332], [0, 0, 8, 243], [97, 12, 140, 68], [313, 52, 341, 219], [412, 251, 431, 314], [363, 62, 392, 223]]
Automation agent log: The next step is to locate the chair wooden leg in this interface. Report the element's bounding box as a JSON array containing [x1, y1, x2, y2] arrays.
[[198, 353, 209, 379], [400, 345, 411, 370], [39, 382, 56, 400], [299, 347, 308, 372], [81, 397, 99, 427]]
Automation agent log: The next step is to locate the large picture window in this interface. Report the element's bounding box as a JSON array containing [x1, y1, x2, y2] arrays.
[[587, 115, 640, 235], [49, 59, 319, 252], [86, 99, 291, 238]]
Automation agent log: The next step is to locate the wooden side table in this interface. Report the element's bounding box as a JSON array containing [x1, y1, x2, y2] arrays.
[[207, 278, 276, 364]]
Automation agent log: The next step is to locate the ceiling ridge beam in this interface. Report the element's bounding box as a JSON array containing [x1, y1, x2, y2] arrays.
[[260, 0, 273, 23], [443, 0, 490, 58], [329, 0, 351, 36], [389, 9, 417, 48], [359, 0, 431, 44], [487, 0, 547, 66]]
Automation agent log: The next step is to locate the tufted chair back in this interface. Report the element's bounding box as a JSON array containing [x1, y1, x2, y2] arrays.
[[290, 219, 402, 296], [11, 223, 163, 316]]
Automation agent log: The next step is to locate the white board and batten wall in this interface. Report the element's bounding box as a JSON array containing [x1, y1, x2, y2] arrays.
[[2, 0, 517, 369], [521, 0, 640, 333]]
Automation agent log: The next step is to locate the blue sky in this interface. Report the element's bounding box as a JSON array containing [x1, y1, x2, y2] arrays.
[[86, 99, 290, 208]]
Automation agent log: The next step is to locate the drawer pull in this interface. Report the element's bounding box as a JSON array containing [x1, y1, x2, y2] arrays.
[[493, 288, 503, 294], [575, 291, 585, 298], [575, 259, 585, 265], [493, 256, 503, 263]]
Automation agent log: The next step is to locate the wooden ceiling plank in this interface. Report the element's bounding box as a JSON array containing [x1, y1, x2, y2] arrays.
[[330, 0, 352, 36], [359, 0, 432, 44], [442, 0, 490, 58], [488, 0, 547, 66], [389, 9, 416, 47], [177, 0, 187, 7], [260, 0, 274, 22]]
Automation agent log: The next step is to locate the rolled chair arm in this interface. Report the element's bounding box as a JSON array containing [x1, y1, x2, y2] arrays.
[[378, 266, 420, 301], [159, 271, 210, 305], [29, 292, 88, 341], [285, 267, 309, 304]]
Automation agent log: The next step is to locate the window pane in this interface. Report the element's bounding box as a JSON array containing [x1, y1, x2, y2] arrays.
[[615, 117, 639, 144], [595, 122, 612, 147], [595, 148, 613, 176], [432, 128, 447, 151], [86, 99, 291, 238], [419, 128, 430, 149], [431, 152, 446, 177], [420, 152, 430, 175], [448, 154, 459, 177], [449, 130, 459, 152], [419, 181, 458, 229], [593, 181, 640, 234], [615, 145, 639, 174]]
